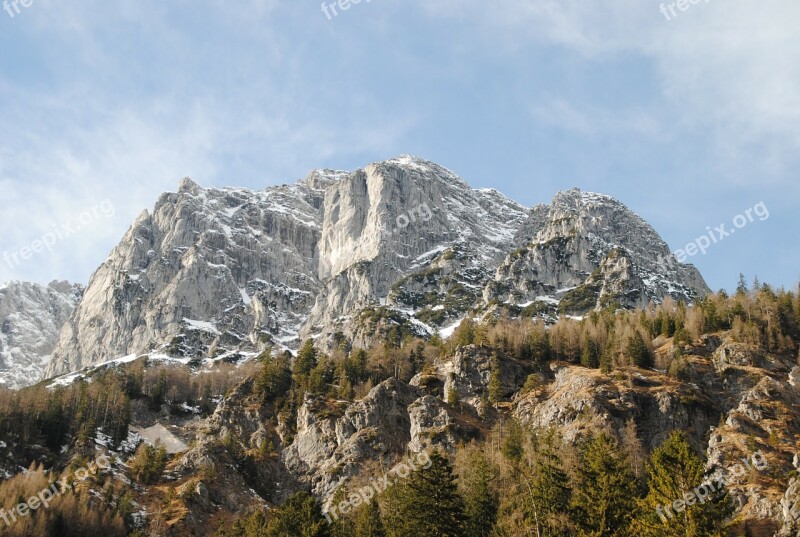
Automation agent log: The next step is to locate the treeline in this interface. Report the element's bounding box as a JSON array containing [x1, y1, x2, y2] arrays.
[[251, 283, 800, 442], [219, 423, 738, 536], [468, 282, 800, 375], [0, 358, 259, 458]]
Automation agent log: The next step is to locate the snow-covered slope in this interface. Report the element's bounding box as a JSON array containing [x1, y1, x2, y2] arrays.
[[0, 281, 82, 388], [43, 157, 709, 379]]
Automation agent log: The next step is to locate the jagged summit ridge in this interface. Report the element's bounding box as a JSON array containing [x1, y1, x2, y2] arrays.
[[42, 157, 708, 379], [490, 187, 708, 312]]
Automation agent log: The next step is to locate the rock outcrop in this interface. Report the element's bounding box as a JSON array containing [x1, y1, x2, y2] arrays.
[[0, 280, 82, 388]]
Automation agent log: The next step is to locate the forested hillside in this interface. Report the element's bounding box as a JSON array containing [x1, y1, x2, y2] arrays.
[[0, 281, 798, 536]]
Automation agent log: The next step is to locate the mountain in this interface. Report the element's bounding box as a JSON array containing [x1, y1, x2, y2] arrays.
[[0, 280, 82, 388], [44, 156, 708, 379], [7, 287, 800, 536], [5, 157, 800, 535]]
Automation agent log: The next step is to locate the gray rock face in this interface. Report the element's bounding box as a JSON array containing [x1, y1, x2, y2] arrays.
[[282, 378, 421, 500], [0, 280, 82, 388], [45, 177, 327, 377], [488, 188, 709, 311], [44, 157, 709, 379]]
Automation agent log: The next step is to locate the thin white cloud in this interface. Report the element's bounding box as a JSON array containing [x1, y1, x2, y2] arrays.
[[419, 0, 800, 178], [531, 98, 663, 138]]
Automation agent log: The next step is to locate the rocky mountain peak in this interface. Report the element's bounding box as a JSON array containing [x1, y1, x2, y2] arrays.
[[42, 157, 708, 379]]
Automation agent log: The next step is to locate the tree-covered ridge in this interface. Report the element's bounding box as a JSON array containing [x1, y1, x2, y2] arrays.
[[0, 281, 797, 535]]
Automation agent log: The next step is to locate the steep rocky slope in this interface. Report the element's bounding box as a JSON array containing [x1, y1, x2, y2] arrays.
[[0, 280, 82, 388], [44, 156, 707, 379], [487, 188, 709, 313], [147, 330, 799, 535]]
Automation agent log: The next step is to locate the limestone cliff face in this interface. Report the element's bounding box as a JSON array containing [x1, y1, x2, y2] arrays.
[[0, 280, 82, 388], [488, 188, 709, 311], [45, 178, 326, 377], [45, 157, 708, 378]]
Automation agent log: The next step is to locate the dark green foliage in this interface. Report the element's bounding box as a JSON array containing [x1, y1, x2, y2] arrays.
[[580, 338, 600, 368], [266, 492, 330, 537], [461, 449, 499, 537], [528, 430, 572, 536], [571, 434, 638, 536], [488, 356, 502, 404], [631, 431, 734, 537], [627, 331, 652, 369], [453, 318, 477, 347], [295, 339, 319, 378], [130, 442, 168, 485], [384, 451, 466, 536], [559, 280, 602, 315], [501, 419, 524, 463], [254, 352, 292, 404], [353, 501, 386, 537]]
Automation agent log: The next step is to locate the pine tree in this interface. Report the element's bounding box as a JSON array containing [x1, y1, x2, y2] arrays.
[[526, 429, 571, 537], [265, 492, 329, 537], [295, 339, 318, 378], [130, 442, 168, 484], [353, 500, 385, 537], [631, 431, 733, 537], [478, 392, 490, 420], [627, 331, 652, 368], [387, 451, 466, 536], [736, 273, 749, 296], [254, 353, 292, 403], [461, 449, 499, 537], [571, 433, 638, 536], [501, 418, 524, 463], [580, 338, 600, 368], [488, 356, 502, 404], [600, 337, 615, 373]]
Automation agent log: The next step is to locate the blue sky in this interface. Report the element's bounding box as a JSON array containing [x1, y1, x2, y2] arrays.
[[0, 0, 798, 291]]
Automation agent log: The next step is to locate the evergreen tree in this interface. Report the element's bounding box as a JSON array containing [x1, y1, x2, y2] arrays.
[[461, 449, 499, 537], [488, 356, 502, 404], [130, 442, 168, 485], [386, 451, 466, 536], [571, 433, 638, 536], [478, 392, 491, 420], [265, 492, 329, 537], [736, 273, 749, 296], [295, 339, 319, 378], [600, 337, 615, 374], [627, 331, 652, 368], [353, 500, 386, 537], [454, 318, 477, 347], [501, 418, 524, 463], [631, 431, 733, 537], [254, 353, 292, 403], [530, 325, 551, 363], [527, 429, 571, 537], [580, 338, 600, 368]]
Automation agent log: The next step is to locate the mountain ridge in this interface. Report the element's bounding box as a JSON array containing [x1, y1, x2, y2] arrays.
[[42, 155, 708, 380]]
